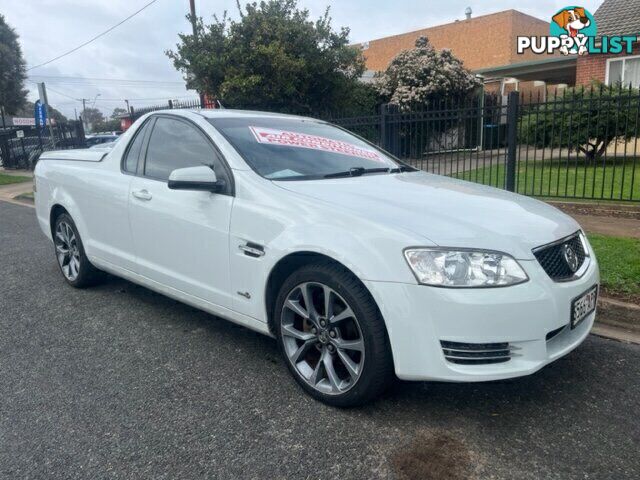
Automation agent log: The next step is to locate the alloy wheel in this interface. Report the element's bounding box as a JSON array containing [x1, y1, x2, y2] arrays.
[[54, 221, 81, 281], [280, 282, 365, 395]]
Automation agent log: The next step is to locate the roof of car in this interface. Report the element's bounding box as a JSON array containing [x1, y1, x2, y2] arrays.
[[149, 108, 319, 122]]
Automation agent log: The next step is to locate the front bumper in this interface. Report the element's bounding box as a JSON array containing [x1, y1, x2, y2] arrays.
[[364, 255, 599, 382]]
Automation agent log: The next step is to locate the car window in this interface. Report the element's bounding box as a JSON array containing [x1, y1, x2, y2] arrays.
[[208, 117, 399, 180], [123, 121, 150, 173], [144, 117, 225, 183]]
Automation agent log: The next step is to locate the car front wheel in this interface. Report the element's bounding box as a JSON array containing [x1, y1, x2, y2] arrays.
[[275, 261, 394, 407]]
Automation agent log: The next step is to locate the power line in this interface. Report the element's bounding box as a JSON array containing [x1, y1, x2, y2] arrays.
[[30, 81, 196, 104], [26, 82, 188, 89], [46, 86, 81, 101], [29, 84, 187, 90], [27, 80, 79, 101], [27, 0, 160, 71], [30, 80, 195, 103], [28, 74, 184, 85], [97, 95, 197, 101]]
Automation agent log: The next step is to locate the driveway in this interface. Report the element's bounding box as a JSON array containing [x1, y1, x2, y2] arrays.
[[1, 201, 639, 479]]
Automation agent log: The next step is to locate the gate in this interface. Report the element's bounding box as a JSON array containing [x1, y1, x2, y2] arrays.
[[0, 121, 86, 170]]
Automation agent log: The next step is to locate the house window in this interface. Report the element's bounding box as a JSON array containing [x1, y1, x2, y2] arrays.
[[607, 56, 640, 87]]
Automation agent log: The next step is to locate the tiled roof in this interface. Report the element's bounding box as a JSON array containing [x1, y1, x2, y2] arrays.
[[360, 10, 550, 72], [594, 0, 640, 36]]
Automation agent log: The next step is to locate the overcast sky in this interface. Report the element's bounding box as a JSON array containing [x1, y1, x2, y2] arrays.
[[0, 0, 602, 119]]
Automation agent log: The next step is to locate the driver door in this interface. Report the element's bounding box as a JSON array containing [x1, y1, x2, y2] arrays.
[[128, 115, 235, 309]]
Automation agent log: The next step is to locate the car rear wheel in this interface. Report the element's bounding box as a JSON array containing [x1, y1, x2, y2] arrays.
[[275, 261, 394, 407], [53, 213, 103, 288]]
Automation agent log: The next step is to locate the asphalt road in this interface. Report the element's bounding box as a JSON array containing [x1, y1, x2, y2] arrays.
[[1, 200, 639, 480]]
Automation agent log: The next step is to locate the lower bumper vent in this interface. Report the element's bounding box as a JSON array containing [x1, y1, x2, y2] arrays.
[[441, 341, 512, 365], [545, 325, 566, 341]]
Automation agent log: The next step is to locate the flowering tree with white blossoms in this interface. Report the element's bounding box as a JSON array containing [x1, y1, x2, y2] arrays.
[[376, 36, 481, 109]]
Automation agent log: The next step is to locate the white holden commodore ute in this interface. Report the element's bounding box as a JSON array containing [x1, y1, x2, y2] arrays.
[[34, 109, 600, 406]]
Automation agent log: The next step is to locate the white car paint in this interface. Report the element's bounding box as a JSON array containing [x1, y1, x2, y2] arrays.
[[34, 109, 599, 382]]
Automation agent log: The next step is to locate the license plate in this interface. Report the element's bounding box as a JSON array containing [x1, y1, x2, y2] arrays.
[[571, 285, 598, 329]]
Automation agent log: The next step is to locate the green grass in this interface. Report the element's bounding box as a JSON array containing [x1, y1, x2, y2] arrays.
[[455, 158, 640, 201], [588, 234, 640, 301], [0, 173, 31, 185]]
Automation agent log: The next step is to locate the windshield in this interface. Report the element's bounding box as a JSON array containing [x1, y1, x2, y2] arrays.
[[208, 117, 400, 180]]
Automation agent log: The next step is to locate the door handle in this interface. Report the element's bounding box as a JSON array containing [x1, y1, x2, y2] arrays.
[[239, 242, 265, 258], [132, 189, 152, 201]]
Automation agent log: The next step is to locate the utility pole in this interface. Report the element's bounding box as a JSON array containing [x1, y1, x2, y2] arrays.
[[124, 99, 130, 112], [189, 0, 206, 107], [189, 0, 197, 35], [37, 83, 56, 147]]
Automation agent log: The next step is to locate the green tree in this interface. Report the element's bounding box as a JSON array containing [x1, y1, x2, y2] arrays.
[[520, 83, 640, 161], [88, 107, 125, 132], [375, 36, 481, 109], [81, 107, 105, 132], [166, 0, 374, 116], [0, 14, 28, 115], [110, 107, 128, 120]]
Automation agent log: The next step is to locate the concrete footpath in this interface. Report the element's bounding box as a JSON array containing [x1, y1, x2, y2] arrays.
[[549, 201, 640, 239], [0, 169, 33, 206]]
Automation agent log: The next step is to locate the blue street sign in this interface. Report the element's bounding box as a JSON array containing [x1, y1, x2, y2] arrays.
[[34, 100, 47, 129]]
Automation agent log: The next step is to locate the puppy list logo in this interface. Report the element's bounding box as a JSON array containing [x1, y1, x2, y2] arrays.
[[517, 6, 635, 56]]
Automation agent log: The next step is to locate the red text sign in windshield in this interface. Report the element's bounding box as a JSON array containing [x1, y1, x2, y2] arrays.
[[249, 126, 385, 162]]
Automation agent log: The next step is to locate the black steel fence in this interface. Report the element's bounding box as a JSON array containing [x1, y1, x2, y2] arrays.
[[122, 87, 640, 202], [0, 121, 86, 170], [129, 97, 219, 121], [330, 87, 640, 202]]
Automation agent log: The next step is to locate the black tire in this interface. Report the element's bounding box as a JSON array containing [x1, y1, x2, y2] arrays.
[[53, 213, 103, 288], [274, 261, 394, 407]]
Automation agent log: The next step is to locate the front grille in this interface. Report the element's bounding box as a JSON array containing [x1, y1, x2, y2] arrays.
[[441, 341, 511, 365], [533, 233, 587, 281]]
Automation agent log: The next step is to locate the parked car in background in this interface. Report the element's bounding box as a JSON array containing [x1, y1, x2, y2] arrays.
[[34, 109, 599, 406], [89, 140, 118, 150], [93, 131, 123, 136], [85, 134, 120, 147]]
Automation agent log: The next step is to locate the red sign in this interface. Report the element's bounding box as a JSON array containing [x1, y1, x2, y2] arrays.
[[120, 117, 133, 131], [249, 126, 385, 162]]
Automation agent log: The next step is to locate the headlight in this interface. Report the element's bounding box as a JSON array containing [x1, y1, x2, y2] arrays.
[[404, 248, 529, 287]]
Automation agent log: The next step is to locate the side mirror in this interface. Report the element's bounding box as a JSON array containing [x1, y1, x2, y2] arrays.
[[168, 166, 224, 193]]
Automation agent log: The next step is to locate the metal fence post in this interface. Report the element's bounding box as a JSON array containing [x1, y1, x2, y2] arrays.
[[76, 120, 86, 145], [0, 134, 8, 168], [379, 103, 387, 150], [37, 127, 43, 151], [505, 91, 519, 192]]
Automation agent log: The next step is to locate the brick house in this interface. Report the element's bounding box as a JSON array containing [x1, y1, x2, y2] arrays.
[[576, 0, 640, 87], [359, 9, 576, 100]]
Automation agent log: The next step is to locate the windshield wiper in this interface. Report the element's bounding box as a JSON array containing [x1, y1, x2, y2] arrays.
[[389, 165, 417, 173], [323, 167, 392, 179]]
